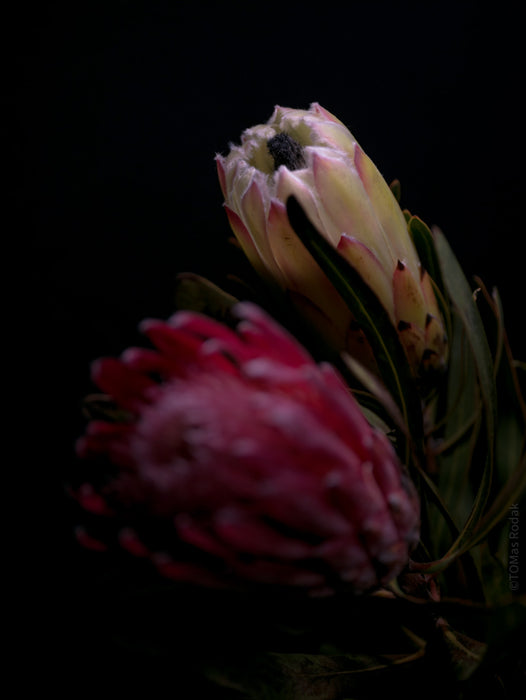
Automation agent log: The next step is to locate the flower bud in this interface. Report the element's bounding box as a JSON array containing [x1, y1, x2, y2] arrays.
[[216, 103, 447, 377]]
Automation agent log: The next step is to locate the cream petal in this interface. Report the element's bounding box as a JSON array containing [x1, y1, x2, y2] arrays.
[[240, 177, 276, 270], [308, 102, 345, 125], [224, 205, 275, 283], [275, 166, 341, 246], [420, 269, 442, 321], [392, 261, 427, 329], [337, 234, 395, 320], [310, 121, 358, 157], [396, 322, 426, 373], [267, 199, 350, 331], [423, 315, 448, 372], [215, 155, 227, 200], [354, 145, 420, 278], [310, 149, 393, 272]]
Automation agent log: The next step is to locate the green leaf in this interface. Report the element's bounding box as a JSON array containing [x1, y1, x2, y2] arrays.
[[434, 312, 482, 536], [286, 196, 423, 451], [431, 229, 497, 558], [474, 279, 526, 485], [408, 215, 445, 298], [433, 227, 496, 460], [341, 352, 406, 434]]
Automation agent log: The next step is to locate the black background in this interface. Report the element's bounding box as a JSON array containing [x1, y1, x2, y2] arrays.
[[16, 0, 525, 691]]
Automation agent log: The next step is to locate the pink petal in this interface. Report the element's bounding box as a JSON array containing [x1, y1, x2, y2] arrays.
[[118, 528, 151, 558], [152, 554, 230, 588], [76, 421, 135, 468], [75, 527, 108, 551], [91, 357, 155, 410], [74, 483, 113, 515], [233, 301, 313, 368], [231, 556, 326, 588], [121, 347, 176, 378], [175, 514, 232, 559], [214, 507, 315, 559], [138, 318, 235, 376]]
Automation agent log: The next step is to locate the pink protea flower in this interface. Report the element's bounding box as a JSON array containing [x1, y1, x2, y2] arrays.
[[216, 103, 447, 377], [75, 303, 420, 595]]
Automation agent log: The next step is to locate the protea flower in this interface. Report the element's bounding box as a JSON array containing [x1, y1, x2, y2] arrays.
[[216, 103, 447, 377], [76, 303, 420, 595]]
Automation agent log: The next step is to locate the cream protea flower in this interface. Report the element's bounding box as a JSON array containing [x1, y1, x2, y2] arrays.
[[75, 303, 419, 595], [216, 103, 447, 377]]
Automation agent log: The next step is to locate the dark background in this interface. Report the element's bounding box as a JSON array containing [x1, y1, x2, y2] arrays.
[[16, 0, 524, 691]]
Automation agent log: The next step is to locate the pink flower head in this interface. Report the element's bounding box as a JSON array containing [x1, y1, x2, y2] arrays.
[[76, 303, 420, 595]]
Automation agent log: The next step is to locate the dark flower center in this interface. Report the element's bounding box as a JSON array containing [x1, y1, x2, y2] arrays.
[[267, 133, 306, 171]]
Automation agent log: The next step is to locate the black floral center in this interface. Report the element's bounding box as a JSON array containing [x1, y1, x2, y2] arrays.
[[267, 133, 306, 171]]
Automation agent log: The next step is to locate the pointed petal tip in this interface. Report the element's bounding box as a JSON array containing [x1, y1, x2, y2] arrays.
[[138, 317, 163, 334]]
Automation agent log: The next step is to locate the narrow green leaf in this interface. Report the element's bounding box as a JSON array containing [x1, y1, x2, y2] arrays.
[[433, 228, 497, 558], [408, 215, 445, 297], [286, 196, 423, 447], [467, 447, 526, 551], [433, 227, 497, 452], [341, 352, 406, 435], [435, 312, 482, 534], [474, 279, 526, 485]]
